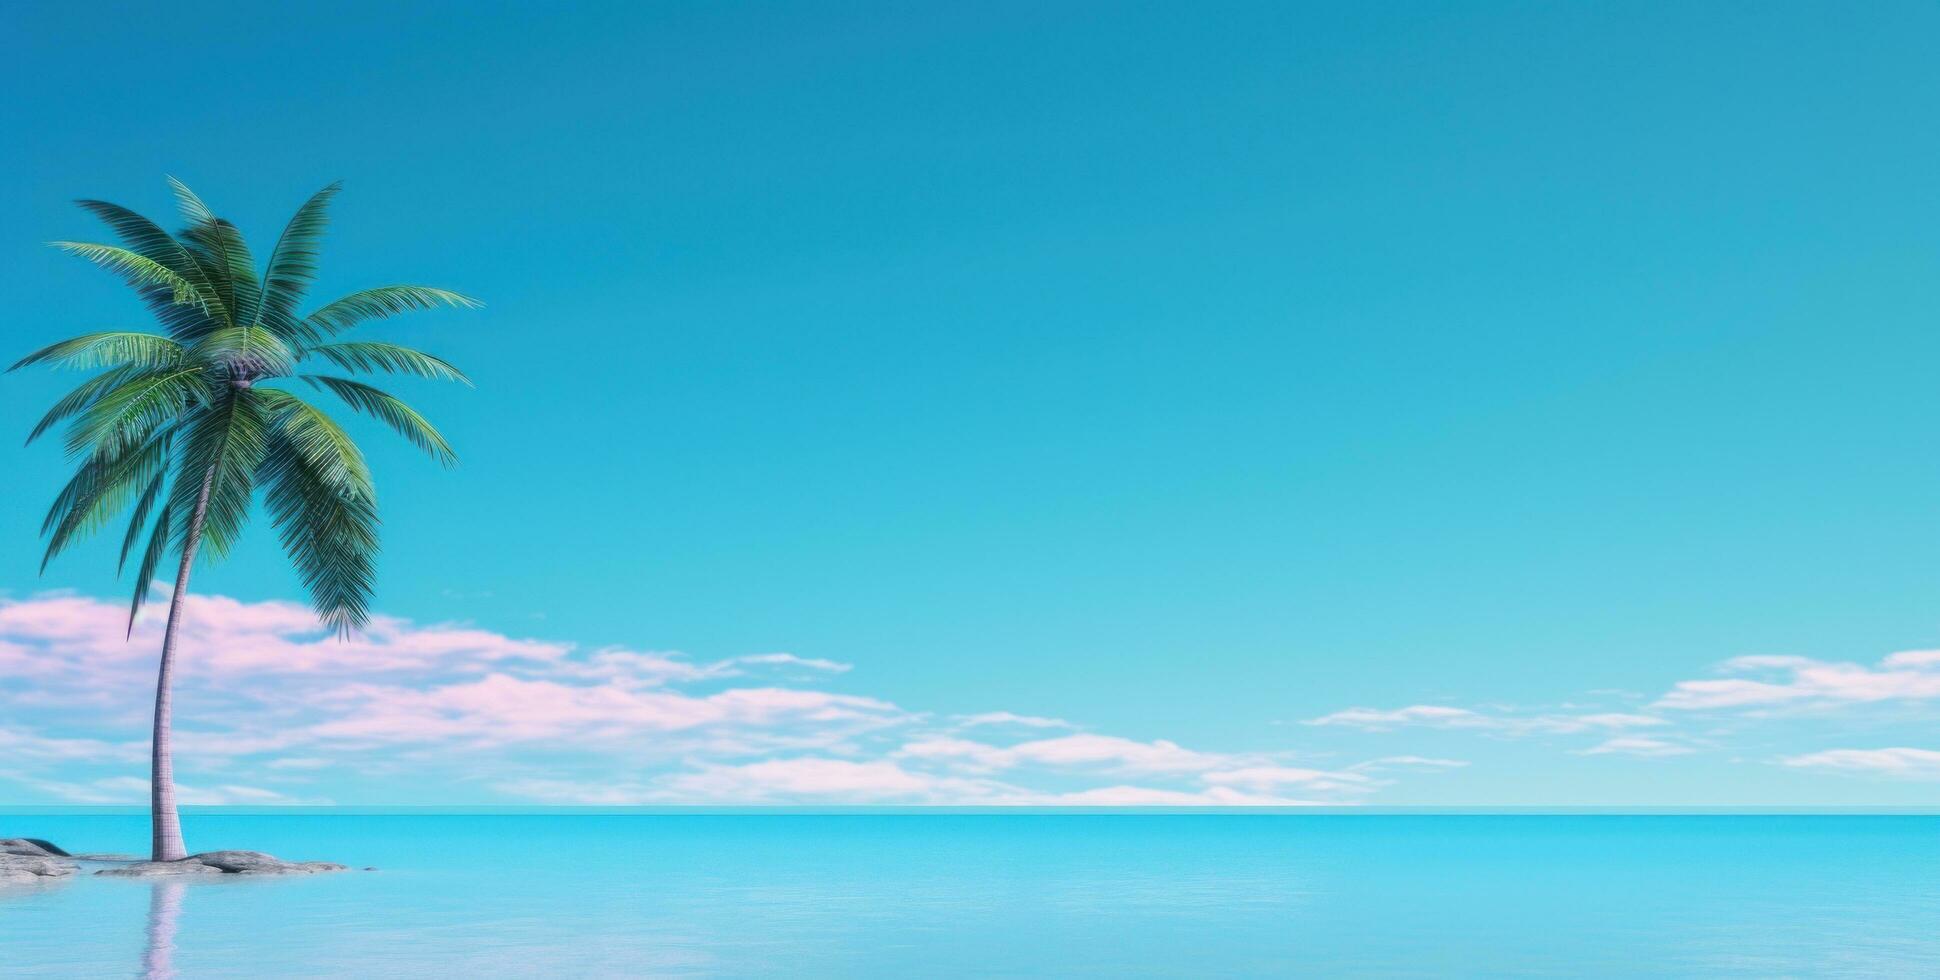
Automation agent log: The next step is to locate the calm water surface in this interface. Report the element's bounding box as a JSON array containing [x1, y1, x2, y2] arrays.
[[1, 812, 1936, 977]]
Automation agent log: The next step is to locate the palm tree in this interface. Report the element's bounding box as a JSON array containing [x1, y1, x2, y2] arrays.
[[10, 179, 476, 861]]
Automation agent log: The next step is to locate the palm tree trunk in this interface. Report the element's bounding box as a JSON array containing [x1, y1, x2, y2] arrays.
[[149, 462, 217, 863]]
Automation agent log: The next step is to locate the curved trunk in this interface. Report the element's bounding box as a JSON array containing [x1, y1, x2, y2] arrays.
[[149, 463, 217, 863]]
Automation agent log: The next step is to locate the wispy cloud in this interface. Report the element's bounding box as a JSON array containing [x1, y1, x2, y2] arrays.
[[0, 591, 1413, 807], [0, 771, 317, 805], [1304, 705, 1667, 735], [955, 711, 1074, 730], [1781, 747, 1940, 779], [1575, 737, 1694, 757], [1200, 766, 1376, 793], [731, 653, 852, 674], [1349, 756, 1470, 771], [1655, 652, 1940, 710], [896, 734, 1230, 774]]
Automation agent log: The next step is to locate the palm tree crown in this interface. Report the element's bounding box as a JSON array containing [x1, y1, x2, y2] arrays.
[[13, 179, 475, 633]]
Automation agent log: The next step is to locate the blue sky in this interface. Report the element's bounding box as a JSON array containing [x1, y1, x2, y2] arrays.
[[6, 1, 1940, 806]]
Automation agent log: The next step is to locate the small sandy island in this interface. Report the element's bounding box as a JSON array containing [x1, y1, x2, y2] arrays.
[[1, 838, 352, 881]]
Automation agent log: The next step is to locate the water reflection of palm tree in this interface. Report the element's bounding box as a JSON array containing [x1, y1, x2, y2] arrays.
[[142, 880, 185, 979]]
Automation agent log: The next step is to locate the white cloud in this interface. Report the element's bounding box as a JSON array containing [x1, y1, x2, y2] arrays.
[[1781, 747, 1940, 779], [1304, 705, 1491, 730], [0, 727, 143, 763], [0, 591, 1398, 807], [1576, 737, 1693, 757], [0, 772, 312, 805], [657, 759, 984, 802], [1201, 766, 1375, 792], [732, 653, 852, 674], [955, 711, 1073, 730], [264, 757, 333, 770], [897, 734, 1228, 774], [1030, 785, 1330, 806], [1349, 756, 1470, 771], [1304, 705, 1666, 735], [1656, 651, 1940, 710]]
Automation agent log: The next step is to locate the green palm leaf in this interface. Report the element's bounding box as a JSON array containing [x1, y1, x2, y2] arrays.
[[170, 179, 261, 333], [168, 389, 271, 561], [25, 366, 137, 446], [260, 183, 342, 343], [255, 388, 371, 488], [74, 199, 230, 335], [52, 242, 211, 310], [258, 390, 379, 634], [64, 367, 205, 458], [302, 286, 479, 338], [300, 375, 457, 465], [305, 342, 471, 384], [119, 469, 168, 573], [42, 424, 176, 571], [64, 368, 205, 459], [126, 500, 174, 634], [190, 325, 296, 381], [9, 332, 185, 373]]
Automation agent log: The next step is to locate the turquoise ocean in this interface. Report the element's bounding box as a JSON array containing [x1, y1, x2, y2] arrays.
[[2, 811, 1937, 977]]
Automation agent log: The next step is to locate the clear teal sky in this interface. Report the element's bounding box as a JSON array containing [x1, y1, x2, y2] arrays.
[[6, 2, 1940, 806]]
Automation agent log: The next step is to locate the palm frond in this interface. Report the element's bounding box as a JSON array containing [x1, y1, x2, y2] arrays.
[[168, 390, 271, 561], [51, 242, 211, 311], [74, 199, 230, 336], [190, 325, 295, 380], [64, 367, 204, 459], [9, 332, 185, 373], [254, 388, 371, 488], [165, 177, 219, 229], [260, 183, 341, 343], [76, 199, 197, 269], [168, 180, 261, 332], [300, 375, 457, 465], [301, 286, 479, 338], [119, 468, 168, 573], [258, 390, 379, 634], [25, 366, 136, 446], [304, 341, 470, 385], [126, 500, 174, 635], [41, 424, 175, 571], [184, 219, 261, 330]]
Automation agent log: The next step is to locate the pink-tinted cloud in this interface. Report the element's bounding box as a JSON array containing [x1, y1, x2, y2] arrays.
[[0, 771, 313, 805], [0, 590, 1409, 807], [955, 712, 1074, 730], [1200, 766, 1376, 792], [0, 727, 142, 763], [1031, 785, 1329, 806], [1655, 652, 1940, 710], [1575, 737, 1694, 757], [1349, 756, 1469, 771], [897, 734, 1229, 774], [1781, 747, 1940, 778], [1304, 705, 1666, 735]]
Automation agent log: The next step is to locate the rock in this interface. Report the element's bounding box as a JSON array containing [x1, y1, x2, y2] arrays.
[[95, 861, 223, 878], [0, 838, 66, 857], [0, 853, 77, 881], [72, 853, 142, 862], [92, 850, 349, 877], [189, 850, 348, 875]]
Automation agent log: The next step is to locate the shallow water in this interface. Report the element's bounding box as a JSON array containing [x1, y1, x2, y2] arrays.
[[2, 812, 1937, 977]]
